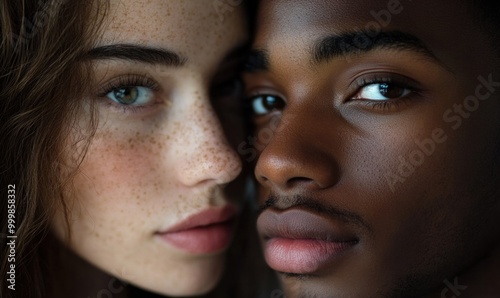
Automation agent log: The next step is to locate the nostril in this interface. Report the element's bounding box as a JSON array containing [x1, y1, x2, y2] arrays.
[[286, 176, 316, 188], [258, 175, 270, 184]]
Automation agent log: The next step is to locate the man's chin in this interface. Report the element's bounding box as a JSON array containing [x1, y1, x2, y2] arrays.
[[275, 268, 445, 298]]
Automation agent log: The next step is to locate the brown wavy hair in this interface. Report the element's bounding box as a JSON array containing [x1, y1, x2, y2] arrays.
[[1, 1, 274, 297], [0, 0, 105, 296]]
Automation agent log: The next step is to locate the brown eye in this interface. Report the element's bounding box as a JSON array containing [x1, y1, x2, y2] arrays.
[[250, 95, 286, 115], [379, 83, 408, 98], [355, 83, 411, 101]]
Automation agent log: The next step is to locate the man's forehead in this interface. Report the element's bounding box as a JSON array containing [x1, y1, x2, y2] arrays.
[[252, 0, 493, 75], [256, 0, 471, 37]]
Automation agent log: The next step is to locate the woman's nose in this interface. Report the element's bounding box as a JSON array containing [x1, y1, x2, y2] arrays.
[[173, 91, 242, 188]]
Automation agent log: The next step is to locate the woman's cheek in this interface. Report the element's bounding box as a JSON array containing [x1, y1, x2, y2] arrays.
[[70, 129, 174, 215], [98, 130, 161, 179]]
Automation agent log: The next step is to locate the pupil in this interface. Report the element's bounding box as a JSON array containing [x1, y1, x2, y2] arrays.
[[379, 83, 403, 98], [263, 96, 284, 111], [115, 87, 138, 104]]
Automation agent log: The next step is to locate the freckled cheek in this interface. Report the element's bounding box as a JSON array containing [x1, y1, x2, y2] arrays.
[[73, 134, 172, 206]]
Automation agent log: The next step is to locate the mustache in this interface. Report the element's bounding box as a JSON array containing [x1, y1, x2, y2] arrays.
[[258, 194, 372, 233]]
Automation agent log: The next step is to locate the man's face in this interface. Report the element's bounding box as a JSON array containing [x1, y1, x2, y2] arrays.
[[244, 0, 500, 296]]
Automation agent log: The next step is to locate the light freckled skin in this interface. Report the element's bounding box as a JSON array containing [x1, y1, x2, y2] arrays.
[[50, 0, 247, 296]]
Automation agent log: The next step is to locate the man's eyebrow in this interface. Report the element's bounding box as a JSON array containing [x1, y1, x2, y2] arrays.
[[313, 30, 441, 66], [244, 49, 270, 72], [85, 44, 187, 66]]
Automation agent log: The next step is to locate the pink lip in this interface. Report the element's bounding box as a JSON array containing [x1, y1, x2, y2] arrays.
[[257, 209, 358, 274], [157, 205, 237, 254]]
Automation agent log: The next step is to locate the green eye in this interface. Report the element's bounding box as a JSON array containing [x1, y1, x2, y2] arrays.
[[107, 86, 153, 106]]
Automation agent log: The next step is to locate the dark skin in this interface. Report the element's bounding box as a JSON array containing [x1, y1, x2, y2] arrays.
[[244, 0, 500, 297]]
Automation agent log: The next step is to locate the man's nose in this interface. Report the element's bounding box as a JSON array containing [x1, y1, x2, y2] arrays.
[[254, 110, 341, 193]]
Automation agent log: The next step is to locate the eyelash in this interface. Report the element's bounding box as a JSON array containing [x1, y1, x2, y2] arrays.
[[96, 74, 160, 114], [350, 74, 422, 111]]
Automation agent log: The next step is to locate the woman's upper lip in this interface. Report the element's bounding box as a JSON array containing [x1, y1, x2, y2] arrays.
[[257, 208, 359, 243], [159, 205, 237, 234]]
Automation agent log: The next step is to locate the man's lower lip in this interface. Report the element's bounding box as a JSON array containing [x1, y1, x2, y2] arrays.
[[158, 221, 233, 254], [264, 238, 356, 274]]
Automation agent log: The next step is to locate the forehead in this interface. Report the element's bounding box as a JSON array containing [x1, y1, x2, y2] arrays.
[[255, 0, 495, 74], [257, 0, 472, 35], [99, 0, 246, 61]]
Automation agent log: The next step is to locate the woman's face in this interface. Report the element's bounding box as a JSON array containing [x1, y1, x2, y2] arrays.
[[52, 0, 247, 295]]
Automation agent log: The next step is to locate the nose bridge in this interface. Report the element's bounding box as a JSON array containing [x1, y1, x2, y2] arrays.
[[173, 85, 242, 187], [255, 106, 341, 191]]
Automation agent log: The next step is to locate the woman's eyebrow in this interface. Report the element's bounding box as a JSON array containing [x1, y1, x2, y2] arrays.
[[312, 30, 449, 69], [85, 44, 187, 67]]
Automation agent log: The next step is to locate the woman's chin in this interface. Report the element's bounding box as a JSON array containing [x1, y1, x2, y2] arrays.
[[123, 255, 226, 297]]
